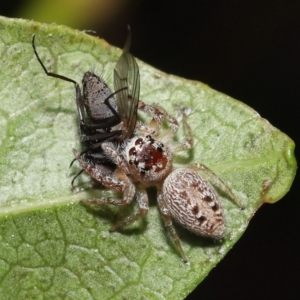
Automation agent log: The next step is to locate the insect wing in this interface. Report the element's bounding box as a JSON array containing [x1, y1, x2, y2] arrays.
[[114, 51, 140, 139]]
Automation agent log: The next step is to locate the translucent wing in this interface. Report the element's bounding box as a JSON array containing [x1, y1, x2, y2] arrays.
[[114, 50, 140, 139]]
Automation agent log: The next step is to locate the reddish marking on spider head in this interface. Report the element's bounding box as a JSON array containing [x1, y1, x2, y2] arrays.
[[129, 135, 168, 174], [126, 135, 172, 185]]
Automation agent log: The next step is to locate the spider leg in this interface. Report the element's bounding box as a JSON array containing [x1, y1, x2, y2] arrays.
[[74, 148, 149, 231], [135, 122, 156, 136], [138, 102, 193, 152], [73, 149, 127, 192], [110, 186, 149, 232], [188, 163, 245, 209], [170, 113, 193, 152], [138, 100, 179, 139], [71, 169, 85, 187], [101, 143, 129, 174], [157, 189, 188, 263], [32, 35, 87, 130], [80, 176, 135, 207], [75, 147, 137, 212]]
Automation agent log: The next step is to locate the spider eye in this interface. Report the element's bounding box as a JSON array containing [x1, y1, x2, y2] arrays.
[[135, 138, 143, 145]]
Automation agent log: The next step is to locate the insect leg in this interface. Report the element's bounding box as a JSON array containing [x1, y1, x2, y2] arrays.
[[101, 143, 130, 174], [74, 147, 132, 189], [32, 35, 87, 128]]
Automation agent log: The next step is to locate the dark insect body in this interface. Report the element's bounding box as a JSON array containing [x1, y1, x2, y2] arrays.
[[32, 28, 140, 184]]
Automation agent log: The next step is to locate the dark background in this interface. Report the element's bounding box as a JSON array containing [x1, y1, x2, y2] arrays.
[[1, 1, 299, 299]]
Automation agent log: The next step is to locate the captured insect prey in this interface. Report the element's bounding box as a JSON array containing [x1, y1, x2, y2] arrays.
[[32, 27, 139, 185], [33, 30, 244, 263]]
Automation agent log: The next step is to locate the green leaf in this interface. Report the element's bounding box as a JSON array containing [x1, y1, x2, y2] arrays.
[[0, 16, 296, 299]]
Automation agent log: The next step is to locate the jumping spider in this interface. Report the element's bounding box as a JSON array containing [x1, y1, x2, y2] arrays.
[[74, 102, 244, 263]]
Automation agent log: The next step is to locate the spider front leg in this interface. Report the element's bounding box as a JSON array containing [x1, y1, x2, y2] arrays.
[[188, 163, 245, 209], [157, 189, 188, 263], [170, 113, 193, 152], [73, 149, 149, 231], [99, 143, 150, 231], [73, 148, 133, 195], [138, 100, 179, 139]]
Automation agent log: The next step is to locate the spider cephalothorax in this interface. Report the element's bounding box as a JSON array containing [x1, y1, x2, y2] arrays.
[[125, 135, 172, 186]]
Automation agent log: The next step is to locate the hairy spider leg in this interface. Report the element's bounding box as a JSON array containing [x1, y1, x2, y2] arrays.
[[188, 164, 245, 209], [74, 147, 150, 231], [157, 189, 188, 263]]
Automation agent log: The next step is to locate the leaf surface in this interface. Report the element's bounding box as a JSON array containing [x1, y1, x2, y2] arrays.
[[0, 16, 296, 299]]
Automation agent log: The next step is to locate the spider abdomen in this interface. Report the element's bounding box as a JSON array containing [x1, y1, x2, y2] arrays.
[[163, 168, 225, 240]]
